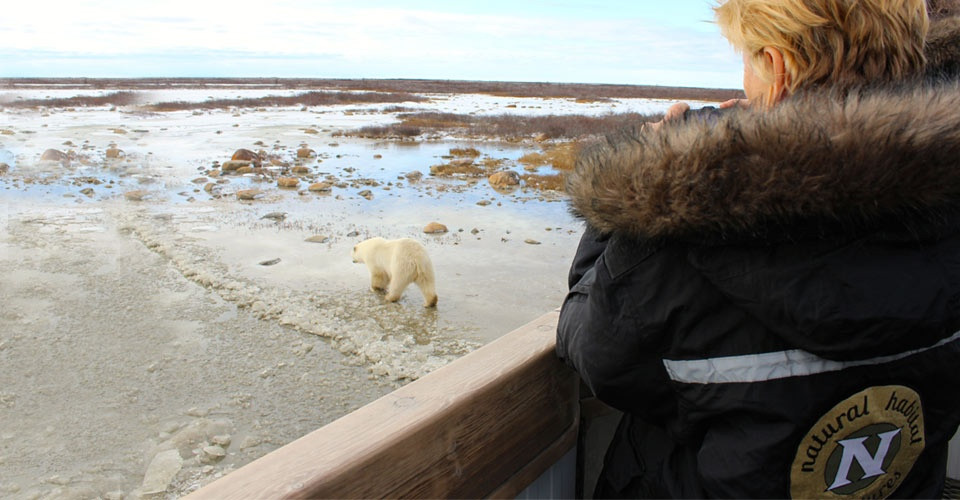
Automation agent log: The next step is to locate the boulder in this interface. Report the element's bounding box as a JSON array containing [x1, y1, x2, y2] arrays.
[[237, 189, 262, 200], [40, 149, 70, 163], [488, 170, 521, 188], [221, 160, 251, 172], [231, 148, 262, 167], [124, 190, 149, 201], [296, 147, 316, 159], [105, 147, 125, 159], [277, 177, 300, 188], [423, 222, 448, 234]]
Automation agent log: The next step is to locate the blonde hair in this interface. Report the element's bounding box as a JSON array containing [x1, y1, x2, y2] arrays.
[[715, 0, 929, 94]]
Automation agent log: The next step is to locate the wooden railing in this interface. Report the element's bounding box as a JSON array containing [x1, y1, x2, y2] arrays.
[[186, 309, 579, 499]]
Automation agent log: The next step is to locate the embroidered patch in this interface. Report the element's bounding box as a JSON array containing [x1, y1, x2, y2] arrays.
[[790, 386, 924, 499]]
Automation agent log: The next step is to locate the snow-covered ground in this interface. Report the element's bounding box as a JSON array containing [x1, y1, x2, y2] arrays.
[[0, 86, 691, 498]]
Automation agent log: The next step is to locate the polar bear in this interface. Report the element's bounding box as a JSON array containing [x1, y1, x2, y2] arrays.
[[351, 237, 438, 307]]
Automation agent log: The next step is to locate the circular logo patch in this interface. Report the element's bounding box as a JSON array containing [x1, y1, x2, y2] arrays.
[[790, 386, 924, 499]]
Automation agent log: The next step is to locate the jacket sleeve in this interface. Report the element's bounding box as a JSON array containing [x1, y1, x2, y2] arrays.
[[555, 234, 681, 424], [567, 223, 610, 289]]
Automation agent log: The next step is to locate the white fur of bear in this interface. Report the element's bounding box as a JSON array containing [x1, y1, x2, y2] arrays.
[[351, 237, 438, 307]]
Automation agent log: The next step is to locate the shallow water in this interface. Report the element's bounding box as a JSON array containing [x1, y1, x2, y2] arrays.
[[0, 88, 682, 498]]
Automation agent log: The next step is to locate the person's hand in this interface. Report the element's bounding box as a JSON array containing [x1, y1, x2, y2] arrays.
[[644, 102, 690, 132], [719, 98, 750, 109]]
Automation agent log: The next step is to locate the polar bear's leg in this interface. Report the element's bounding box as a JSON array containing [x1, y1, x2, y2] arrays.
[[384, 259, 416, 302], [415, 274, 438, 308], [384, 278, 410, 302], [369, 269, 389, 292]]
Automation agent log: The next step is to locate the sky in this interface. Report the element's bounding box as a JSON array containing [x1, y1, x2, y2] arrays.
[[0, 0, 744, 89]]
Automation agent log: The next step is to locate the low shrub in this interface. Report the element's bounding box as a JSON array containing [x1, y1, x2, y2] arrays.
[[147, 91, 428, 111], [5, 91, 142, 108]]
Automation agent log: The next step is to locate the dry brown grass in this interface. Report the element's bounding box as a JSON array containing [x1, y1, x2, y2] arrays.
[[350, 125, 422, 139], [518, 142, 581, 171], [429, 160, 488, 177], [481, 157, 506, 169], [0, 78, 743, 102], [346, 112, 656, 140], [521, 173, 565, 191], [146, 91, 428, 111], [4, 91, 142, 108], [449, 147, 481, 157]]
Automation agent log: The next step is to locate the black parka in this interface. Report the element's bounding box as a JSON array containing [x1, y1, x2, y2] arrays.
[[557, 19, 960, 499]]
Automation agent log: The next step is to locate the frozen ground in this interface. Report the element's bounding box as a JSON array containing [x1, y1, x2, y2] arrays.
[[0, 86, 683, 498]]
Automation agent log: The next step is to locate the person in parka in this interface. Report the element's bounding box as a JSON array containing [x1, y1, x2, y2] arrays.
[[556, 0, 960, 497]]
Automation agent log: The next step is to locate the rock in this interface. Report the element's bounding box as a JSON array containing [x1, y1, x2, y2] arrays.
[[291, 166, 310, 174], [261, 212, 286, 221], [488, 170, 521, 188], [236, 189, 262, 201], [296, 147, 316, 159], [423, 222, 448, 234], [308, 182, 332, 192], [238, 435, 261, 450], [191, 177, 208, 184], [221, 160, 251, 172], [304, 235, 330, 243], [373, 154, 383, 159], [346, 230, 360, 237], [80, 187, 95, 197], [470, 228, 480, 234], [358, 190, 374, 200], [0, 163, 10, 174], [259, 258, 281, 266], [111, 128, 127, 134], [404, 171, 423, 182], [476, 200, 491, 206], [203, 183, 216, 193], [40, 149, 70, 163], [124, 190, 149, 201], [231, 148, 261, 166], [199, 445, 227, 464], [236, 166, 255, 175], [105, 147, 125, 159], [277, 177, 300, 188], [524, 239, 542, 245], [304, 128, 319, 134], [140, 450, 182, 495], [211, 434, 232, 447]]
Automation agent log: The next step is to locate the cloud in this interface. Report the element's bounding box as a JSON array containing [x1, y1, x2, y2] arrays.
[[0, 1, 743, 87]]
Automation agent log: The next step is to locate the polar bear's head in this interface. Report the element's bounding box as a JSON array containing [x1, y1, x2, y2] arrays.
[[351, 237, 385, 263], [351, 243, 363, 263]]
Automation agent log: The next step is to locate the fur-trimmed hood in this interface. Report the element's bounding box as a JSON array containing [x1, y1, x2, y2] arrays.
[[927, 16, 960, 79], [567, 17, 960, 242], [567, 86, 960, 243]]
